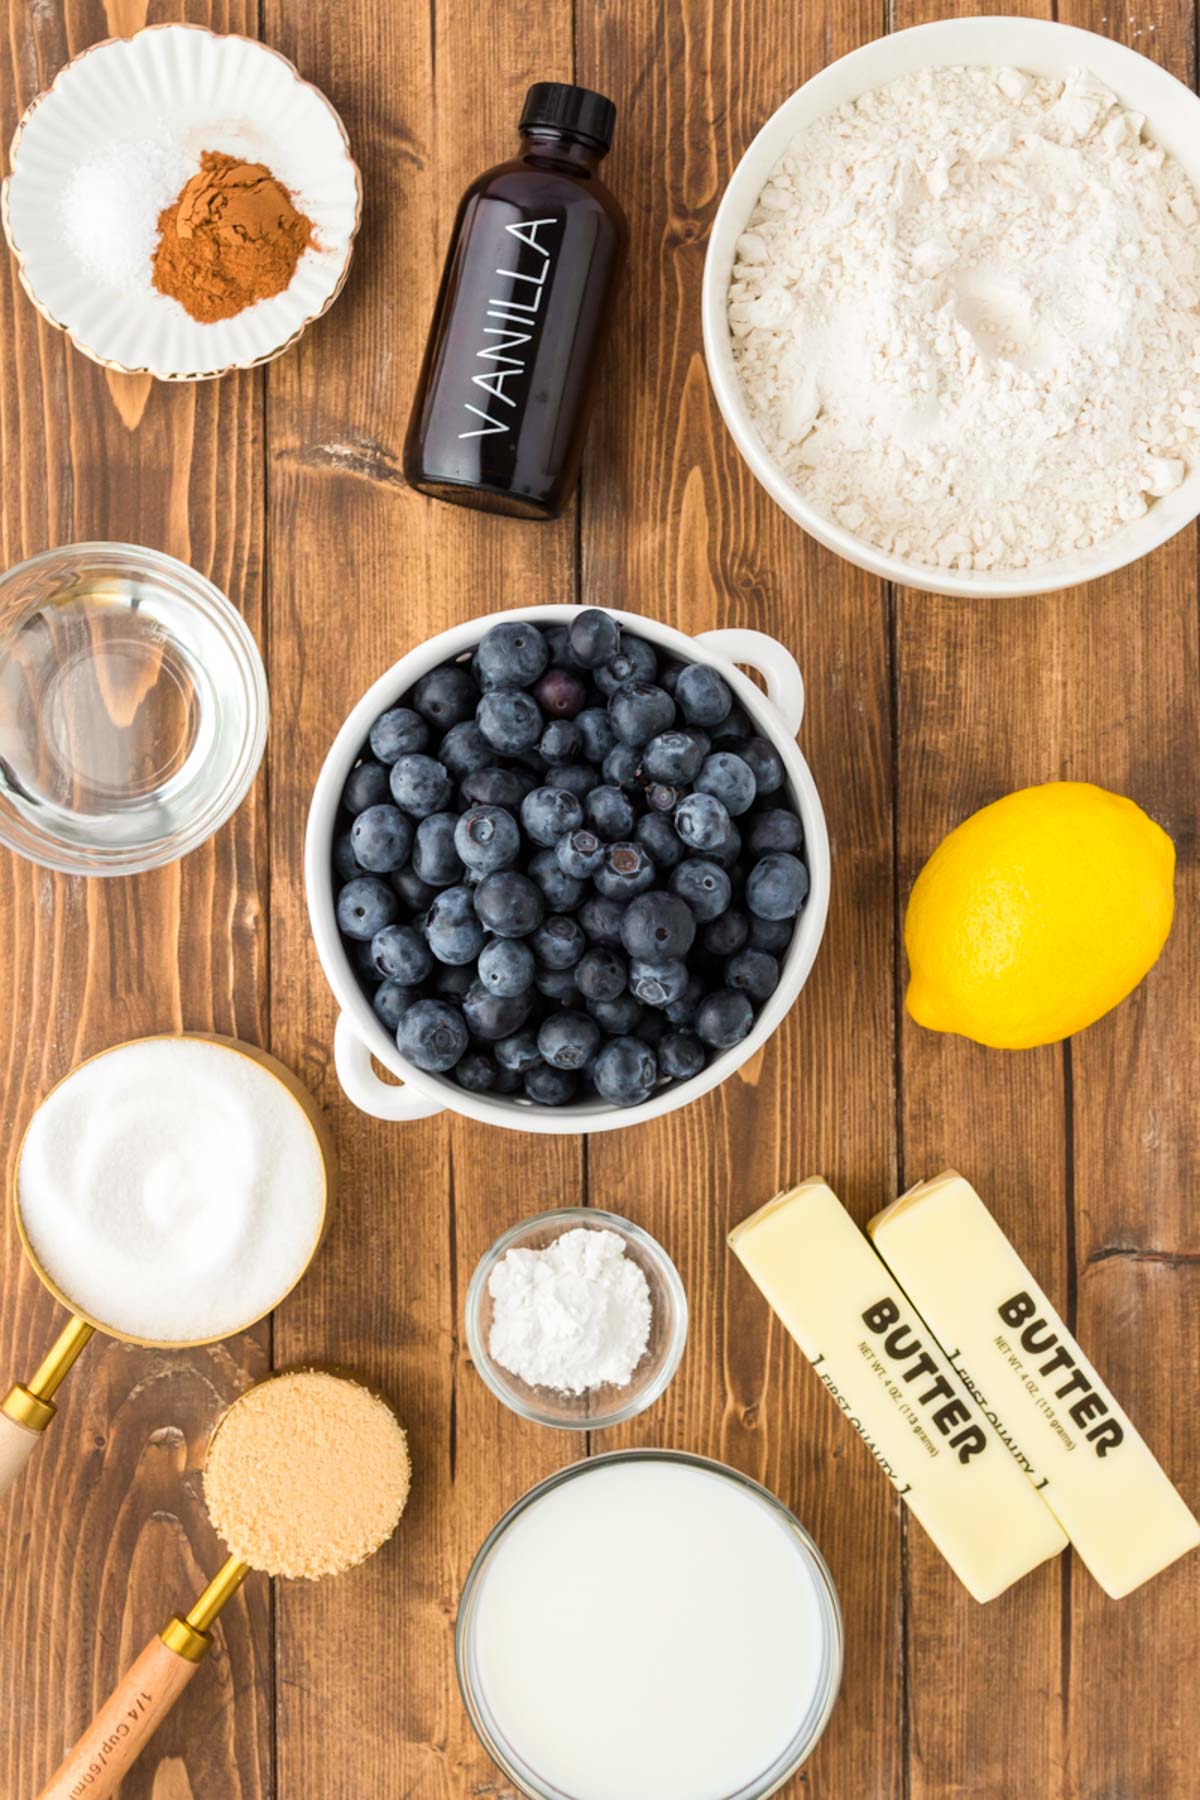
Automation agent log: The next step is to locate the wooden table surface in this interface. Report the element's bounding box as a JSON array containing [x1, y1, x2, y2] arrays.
[[2, 0, 1198, 1796]]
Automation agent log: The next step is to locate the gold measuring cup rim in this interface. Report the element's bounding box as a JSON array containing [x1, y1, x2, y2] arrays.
[[11, 1032, 334, 1350]]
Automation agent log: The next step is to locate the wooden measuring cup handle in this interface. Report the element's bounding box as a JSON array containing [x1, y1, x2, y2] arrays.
[[0, 1410, 43, 1497], [37, 1632, 201, 1800]]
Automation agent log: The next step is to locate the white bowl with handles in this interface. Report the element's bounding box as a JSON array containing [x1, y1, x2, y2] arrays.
[[702, 17, 1200, 598], [305, 606, 830, 1133]]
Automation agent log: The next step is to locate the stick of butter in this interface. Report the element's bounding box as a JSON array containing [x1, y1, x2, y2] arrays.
[[728, 1179, 1067, 1603], [869, 1172, 1200, 1599]]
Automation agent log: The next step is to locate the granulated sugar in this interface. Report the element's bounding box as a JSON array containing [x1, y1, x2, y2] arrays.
[[61, 140, 195, 293], [729, 66, 1200, 572], [17, 1037, 326, 1342], [488, 1227, 652, 1394], [204, 1372, 411, 1580]]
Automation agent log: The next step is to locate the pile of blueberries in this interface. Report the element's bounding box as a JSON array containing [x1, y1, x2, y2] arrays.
[[333, 609, 808, 1109]]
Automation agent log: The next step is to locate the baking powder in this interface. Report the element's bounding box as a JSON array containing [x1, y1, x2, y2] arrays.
[[487, 1226, 652, 1393], [729, 66, 1200, 571]]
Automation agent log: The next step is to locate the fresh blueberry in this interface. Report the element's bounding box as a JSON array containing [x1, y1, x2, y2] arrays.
[[703, 908, 750, 956], [593, 636, 658, 697], [642, 729, 707, 785], [608, 681, 675, 747], [350, 803, 413, 873], [538, 1010, 601, 1070], [391, 866, 440, 912], [568, 607, 621, 668], [369, 706, 429, 764], [336, 876, 399, 940], [746, 809, 804, 855], [634, 812, 685, 872], [543, 624, 585, 670], [342, 760, 392, 816], [620, 891, 696, 962], [576, 708, 617, 763], [658, 1031, 705, 1081], [478, 937, 535, 997], [674, 791, 730, 852], [695, 752, 756, 817], [579, 894, 626, 947], [433, 961, 475, 1000], [659, 659, 686, 696], [413, 662, 478, 729], [521, 785, 584, 846], [492, 1065, 524, 1095], [426, 885, 485, 966], [390, 753, 453, 818], [727, 948, 781, 1002], [645, 783, 685, 814], [474, 869, 545, 938], [438, 722, 492, 780], [372, 978, 419, 1032], [587, 992, 643, 1035], [539, 718, 581, 765], [696, 989, 754, 1050], [601, 744, 643, 791], [585, 784, 636, 842], [747, 853, 809, 921], [396, 998, 468, 1072], [460, 765, 529, 810], [476, 688, 543, 755], [665, 972, 705, 1026], [546, 764, 599, 800], [749, 915, 795, 953], [531, 914, 586, 970], [593, 1037, 657, 1107], [524, 1063, 578, 1106], [350, 936, 384, 983], [454, 804, 520, 875], [741, 736, 785, 797], [533, 667, 587, 719], [594, 842, 656, 900], [528, 849, 587, 911], [710, 819, 743, 870], [412, 812, 464, 887], [556, 828, 605, 878], [669, 858, 732, 923], [630, 957, 690, 1007], [463, 980, 533, 1041], [370, 923, 432, 984], [333, 831, 362, 882], [534, 963, 582, 1004], [675, 664, 732, 728], [495, 1030, 543, 1073], [711, 700, 753, 742], [574, 945, 627, 1001], [473, 620, 549, 691], [455, 1052, 498, 1094]]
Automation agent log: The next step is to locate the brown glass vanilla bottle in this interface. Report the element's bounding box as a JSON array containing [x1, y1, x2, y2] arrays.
[[403, 83, 627, 520]]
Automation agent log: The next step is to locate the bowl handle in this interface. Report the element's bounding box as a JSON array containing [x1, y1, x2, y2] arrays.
[[694, 629, 805, 736], [334, 1013, 447, 1122]]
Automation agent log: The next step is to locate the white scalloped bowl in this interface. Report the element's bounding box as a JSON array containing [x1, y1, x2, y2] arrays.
[[305, 606, 831, 1135], [2, 25, 360, 380]]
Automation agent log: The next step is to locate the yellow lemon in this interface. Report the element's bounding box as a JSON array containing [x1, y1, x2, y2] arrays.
[[905, 781, 1175, 1050]]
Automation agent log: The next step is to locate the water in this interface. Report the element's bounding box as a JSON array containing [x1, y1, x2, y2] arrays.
[[0, 572, 234, 855]]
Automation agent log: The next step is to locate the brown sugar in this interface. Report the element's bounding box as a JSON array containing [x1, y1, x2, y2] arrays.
[[152, 150, 314, 323], [204, 1371, 411, 1580]]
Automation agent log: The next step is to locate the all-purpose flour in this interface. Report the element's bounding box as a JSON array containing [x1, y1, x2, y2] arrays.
[[729, 66, 1200, 571], [487, 1227, 652, 1393]]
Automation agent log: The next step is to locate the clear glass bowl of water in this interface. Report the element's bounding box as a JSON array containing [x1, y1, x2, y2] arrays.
[[0, 543, 267, 875]]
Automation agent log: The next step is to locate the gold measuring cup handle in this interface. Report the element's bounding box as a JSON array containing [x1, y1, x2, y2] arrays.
[[36, 1555, 249, 1800], [0, 1316, 95, 1499]]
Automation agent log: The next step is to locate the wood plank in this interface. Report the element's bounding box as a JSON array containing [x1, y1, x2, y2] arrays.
[[0, 7, 270, 1800], [576, 3, 903, 1794], [260, 2, 582, 1795]]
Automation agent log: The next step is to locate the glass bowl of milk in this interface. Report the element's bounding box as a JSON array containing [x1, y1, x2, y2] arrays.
[[457, 1450, 843, 1799]]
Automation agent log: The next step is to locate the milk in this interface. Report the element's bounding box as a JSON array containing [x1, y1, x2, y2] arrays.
[[466, 1456, 838, 1800]]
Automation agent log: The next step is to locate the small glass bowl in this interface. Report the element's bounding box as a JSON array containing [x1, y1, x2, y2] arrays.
[[0, 542, 268, 876], [465, 1207, 688, 1430]]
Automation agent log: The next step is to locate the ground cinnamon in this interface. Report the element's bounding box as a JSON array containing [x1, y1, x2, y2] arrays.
[[152, 150, 313, 323]]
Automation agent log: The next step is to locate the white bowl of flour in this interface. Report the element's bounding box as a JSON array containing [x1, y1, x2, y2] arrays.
[[703, 19, 1200, 597]]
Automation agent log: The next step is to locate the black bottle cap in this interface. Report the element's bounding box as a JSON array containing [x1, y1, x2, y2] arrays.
[[520, 82, 617, 153]]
